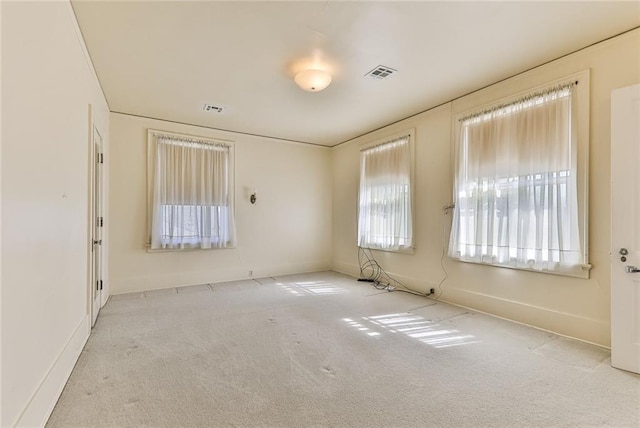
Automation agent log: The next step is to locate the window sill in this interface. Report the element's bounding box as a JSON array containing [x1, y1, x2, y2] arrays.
[[145, 244, 236, 253], [358, 245, 415, 255], [450, 257, 591, 279]]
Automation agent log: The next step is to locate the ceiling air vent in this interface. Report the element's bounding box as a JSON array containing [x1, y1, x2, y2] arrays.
[[203, 104, 224, 113], [365, 65, 397, 79]]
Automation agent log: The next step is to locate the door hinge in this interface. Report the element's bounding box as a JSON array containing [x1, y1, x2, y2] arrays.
[[98, 153, 104, 164], [99, 279, 103, 290], [98, 216, 104, 227]]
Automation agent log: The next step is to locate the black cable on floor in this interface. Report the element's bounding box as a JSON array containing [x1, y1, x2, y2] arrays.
[[357, 247, 429, 297]]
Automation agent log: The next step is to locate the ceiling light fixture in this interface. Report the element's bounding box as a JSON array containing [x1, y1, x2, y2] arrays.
[[294, 69, 332, 92]]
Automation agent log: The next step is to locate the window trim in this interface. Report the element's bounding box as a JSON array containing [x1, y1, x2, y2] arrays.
[[450, 70, 591, 278], [146, 129, 236, 252], [357, 129, 416, 254]]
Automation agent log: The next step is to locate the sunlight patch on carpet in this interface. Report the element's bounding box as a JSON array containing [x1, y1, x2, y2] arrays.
[[278, 280, 348, 296], [343, 312, 482, 349]]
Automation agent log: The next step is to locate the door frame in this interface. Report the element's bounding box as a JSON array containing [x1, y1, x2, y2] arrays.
[[87, 104, 104, 326]]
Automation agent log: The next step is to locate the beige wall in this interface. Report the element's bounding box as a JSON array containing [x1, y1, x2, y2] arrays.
[[0, 4, 636, 425], [109, 114, 332, 294], [1, 1, 110, 425], [331, 29, 640, 347]]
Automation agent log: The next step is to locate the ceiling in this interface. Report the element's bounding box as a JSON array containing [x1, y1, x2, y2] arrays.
[[71, 1, 640, 147]]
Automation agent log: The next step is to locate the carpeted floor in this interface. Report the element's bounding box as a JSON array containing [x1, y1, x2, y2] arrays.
[[47, 271, 640, 427]]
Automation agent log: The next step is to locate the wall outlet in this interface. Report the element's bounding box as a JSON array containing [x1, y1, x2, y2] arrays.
[[249, 270, 253, 277]]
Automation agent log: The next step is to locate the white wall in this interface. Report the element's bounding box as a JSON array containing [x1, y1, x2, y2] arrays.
[[1, 2, 109, 426], [332, 29, 640, 347], [109, 114, 332, 293], [0, 5, 635, 426]]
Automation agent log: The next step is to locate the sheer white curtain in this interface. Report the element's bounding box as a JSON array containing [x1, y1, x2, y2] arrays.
[[358, 135, 413, 251], [150, 135, 235, 250], [449, 84, 582, 273]]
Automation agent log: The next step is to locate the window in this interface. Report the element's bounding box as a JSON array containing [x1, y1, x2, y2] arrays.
[[358, 132, 414, 251], [147, 130, 235, 250], [449, 74, 589, 277]]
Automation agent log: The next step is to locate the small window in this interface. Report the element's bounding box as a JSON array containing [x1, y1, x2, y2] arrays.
[[147, 130, 235, 250], [357, 131, 414, 252], [449, 72, 589, 277]]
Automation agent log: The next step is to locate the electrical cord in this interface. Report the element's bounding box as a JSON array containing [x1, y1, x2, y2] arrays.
[[357, 203, 455, 301], [357, 247, 430, 297], [434, 204, 455, 301]]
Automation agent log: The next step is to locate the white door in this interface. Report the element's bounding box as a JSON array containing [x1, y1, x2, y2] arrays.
[[611, 83, 640, 374], [91, 126, 104, 326]]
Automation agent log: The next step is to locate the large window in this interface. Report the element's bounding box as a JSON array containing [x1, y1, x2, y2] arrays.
[[358, 132, 413, 251], [449, 75, 589, 277], [147, 130, 235, 250]]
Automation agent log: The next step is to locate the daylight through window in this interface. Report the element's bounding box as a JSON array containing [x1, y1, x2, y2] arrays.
[[358, 133, 413, 251], [448, 82, 587, 275], [148, 132, 235, 250]]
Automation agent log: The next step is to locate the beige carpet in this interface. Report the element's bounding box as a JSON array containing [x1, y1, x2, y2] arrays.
[[47, 271, 640, 427]]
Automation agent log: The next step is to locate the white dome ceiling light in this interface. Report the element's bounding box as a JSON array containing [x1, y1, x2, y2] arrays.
[[294, 69, 332, 92]]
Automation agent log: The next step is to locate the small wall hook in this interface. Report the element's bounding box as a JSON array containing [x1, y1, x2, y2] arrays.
[[250, 191, 257, 204]]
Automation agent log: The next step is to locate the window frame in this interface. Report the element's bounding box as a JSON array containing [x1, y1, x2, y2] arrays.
[[146, 129, 236, 252], [450, 70, 590, 278], [357, 129, 416, 254]]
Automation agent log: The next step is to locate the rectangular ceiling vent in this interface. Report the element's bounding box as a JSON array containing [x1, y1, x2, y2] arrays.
[[203, 104, 224, 113], [365, 65, 397, 79]]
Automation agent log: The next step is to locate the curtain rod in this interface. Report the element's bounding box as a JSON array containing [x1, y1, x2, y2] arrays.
[[459, 80, 578, 123], [360, 134, 410, 152], [152, 132, 231, 148]]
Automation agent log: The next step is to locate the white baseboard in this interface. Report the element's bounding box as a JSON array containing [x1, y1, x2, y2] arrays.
[[331, 260, 609, 347], [110, 261, 332, 294], [441, 287, 610, 347], [332, 261, 362, 280], [14, 315, 90, 428], [332, 261, 438, 292]]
